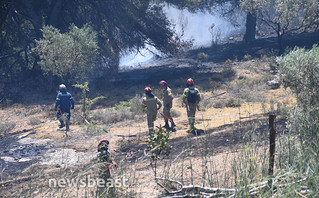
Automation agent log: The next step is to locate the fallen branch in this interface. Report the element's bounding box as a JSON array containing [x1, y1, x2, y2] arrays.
[[156, 173, 311, 197], [156, 177, 236, 196], [115, 134, 137, 138], [0, 175, 36, 186]]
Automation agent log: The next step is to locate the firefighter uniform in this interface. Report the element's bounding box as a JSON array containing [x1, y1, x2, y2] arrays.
[[55, 84, 74, 129], [142, 89, 162, 134], [162, 87, 175, 128], [183, 86, 201, 130], [96, 138, 117, 197]]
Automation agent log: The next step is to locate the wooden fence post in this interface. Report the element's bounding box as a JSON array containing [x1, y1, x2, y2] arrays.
[[268, 115, 276, 176]]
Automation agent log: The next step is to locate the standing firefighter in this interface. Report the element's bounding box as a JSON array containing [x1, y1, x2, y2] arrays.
[[55, 84, 74, 130], [182, 78, 201, 132], [96, 138, 117, 197], [142, 87, 162, 134], [160, 80, 176, 130]]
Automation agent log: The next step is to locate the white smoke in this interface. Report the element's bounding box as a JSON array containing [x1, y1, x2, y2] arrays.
[[119, 4, 245, 67]]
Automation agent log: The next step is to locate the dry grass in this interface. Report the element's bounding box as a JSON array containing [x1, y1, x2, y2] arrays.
[[0, 58, 298, 197]]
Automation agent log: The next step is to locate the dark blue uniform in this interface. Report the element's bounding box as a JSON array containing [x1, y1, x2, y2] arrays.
[[55, 91, 74, 120]]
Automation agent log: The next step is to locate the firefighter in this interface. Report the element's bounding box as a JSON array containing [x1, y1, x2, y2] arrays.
[[96, 137, 117, 197], [182, 78, 201, 132], [55, 84, 74, 130], [142, 87, 162, 134], [159, 80, 176, 130]]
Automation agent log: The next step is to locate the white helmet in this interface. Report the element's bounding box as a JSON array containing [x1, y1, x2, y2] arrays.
[[59, 84, 66, 91]]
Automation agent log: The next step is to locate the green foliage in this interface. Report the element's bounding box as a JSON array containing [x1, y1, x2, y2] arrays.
[[115, 101, 131, 110], [129, 95, 144, 115], [0, 121, 16, 134], [240, 0, 319, 53], [73, 82, 105, 120], [270, 45, 319, 196], [278, 45, 319, 108], [33, 25, 98, 83], [278, 44, 319, 156], [148, 128, 171, 159], [1, 0, 180, 86]]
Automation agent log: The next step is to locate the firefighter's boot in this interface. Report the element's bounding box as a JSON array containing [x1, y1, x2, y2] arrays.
[[59, 120, 65, 128], [170, 119, 176, 131], [164, 120, 170, 129]]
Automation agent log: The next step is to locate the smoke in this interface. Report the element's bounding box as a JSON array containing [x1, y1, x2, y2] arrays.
[[119, 4, 245, 67]]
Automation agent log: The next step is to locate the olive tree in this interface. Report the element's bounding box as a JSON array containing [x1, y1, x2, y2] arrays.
[[241, 0, 319, 54], [278, 45, 319, 168], [33, 24, 98, 83]]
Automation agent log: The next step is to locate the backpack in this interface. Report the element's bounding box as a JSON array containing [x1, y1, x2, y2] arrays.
[[187, 89, 198, 104]]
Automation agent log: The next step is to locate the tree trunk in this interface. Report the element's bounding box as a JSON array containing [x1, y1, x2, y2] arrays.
[[278, 34, 284, 55], [243, 12, 256, 42]]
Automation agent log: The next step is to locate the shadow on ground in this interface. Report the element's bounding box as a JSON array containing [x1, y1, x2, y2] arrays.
[[116, 115, 287, 164]]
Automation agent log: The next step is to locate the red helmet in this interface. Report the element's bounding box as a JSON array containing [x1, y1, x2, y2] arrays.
[[159, 80, 167, 87], [187, 78, 194, 85], [100, 137, 109, 144], [144, 87, 151, 93]]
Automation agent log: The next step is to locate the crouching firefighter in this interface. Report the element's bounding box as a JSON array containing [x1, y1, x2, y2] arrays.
[[159, 80, 176, 130], [55, 84, 74, 130], [96, 138, 118, 197], [182, 78, 201, 132], [142, 87, 162, 135]]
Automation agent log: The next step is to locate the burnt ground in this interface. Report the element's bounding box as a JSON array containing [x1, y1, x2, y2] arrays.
[[89, 31, 319, 106]]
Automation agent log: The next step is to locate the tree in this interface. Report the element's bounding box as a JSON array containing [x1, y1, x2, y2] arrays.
[[278, 45, 319, 168], [162, 0, 258, 42], [0, 0, 179, 88], [241, 0, 319, 54], [278, 45, 319, 108], [33, 25, 98, 83]]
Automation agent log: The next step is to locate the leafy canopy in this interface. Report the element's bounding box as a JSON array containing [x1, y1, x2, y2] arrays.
[[278, 45, 319, 108], [33, 24, 98, 83]]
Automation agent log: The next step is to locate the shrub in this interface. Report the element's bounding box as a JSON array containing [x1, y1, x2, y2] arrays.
[[129, 95, 144, 115], [278, 45, 319, 108], [200, 95, 215, 110], [29, 117, 41, 125], [213, 100, 226, 108], [115, 101, 131, 110], [73, 82, 105, 120], [92, 109, 134, 125], [33, 24, 98, 83], [197, 52, 208, 61], [243, 54, 252, 60], [0, 121, 16, 134], [225, 97, 241, 107]]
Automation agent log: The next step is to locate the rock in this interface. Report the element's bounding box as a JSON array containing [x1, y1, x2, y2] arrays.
[[267, 78, 280, 89], [1, 156, 16, 162], [18, 157, 31, 162]]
